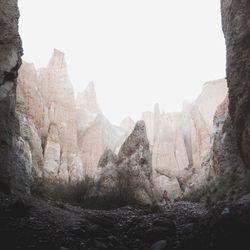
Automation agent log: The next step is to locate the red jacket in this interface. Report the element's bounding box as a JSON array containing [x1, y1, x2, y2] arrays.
[[163, 191, 168, 200]]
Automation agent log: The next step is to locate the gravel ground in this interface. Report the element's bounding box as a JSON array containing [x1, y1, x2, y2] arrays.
[[0, 192, 250, 250]]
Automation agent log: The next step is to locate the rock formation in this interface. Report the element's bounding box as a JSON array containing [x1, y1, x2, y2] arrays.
[[95, 121, 156, 205], [0, 0, 23, 193], [141, 103, 160, 147], [142, 79, 227, 198], [38, 49, 84, 183], [77, 114, 123, 177], [15, 56, 137, 190], [195, 79, 228, 129], [16, 62, 48, 179], [16, 50, 84, 186], [153, 112, 189, 178], [76, 81, 101, 134], [208, 96, 247, 201], [94, 149, 119, 194], [187, 1, 250, 203], [221, 0, 250, 167], [117, 120, 155, 204], [15, 51, 228, 200], [76, 84, 131, 177], [155, 1, 250, 204]]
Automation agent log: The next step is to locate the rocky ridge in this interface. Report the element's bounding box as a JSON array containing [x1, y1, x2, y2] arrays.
[[16, 50, 84, 186], [221, 0, 250, 167], [142, 79, 228, 198], [95, 120, 156, 205]]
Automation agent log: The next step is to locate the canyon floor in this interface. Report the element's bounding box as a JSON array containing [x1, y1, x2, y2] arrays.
[[1, 192, 250, 250]]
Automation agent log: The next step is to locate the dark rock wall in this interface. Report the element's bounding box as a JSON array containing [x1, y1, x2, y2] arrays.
[[221, 0, 250, 166], [0, 0, 23, 192]]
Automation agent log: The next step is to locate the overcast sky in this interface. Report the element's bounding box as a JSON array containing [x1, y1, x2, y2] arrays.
[[19, 0, 226, 125]]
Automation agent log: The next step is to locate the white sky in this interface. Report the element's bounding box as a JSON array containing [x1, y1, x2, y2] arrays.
[[18, 0, 226, 125]]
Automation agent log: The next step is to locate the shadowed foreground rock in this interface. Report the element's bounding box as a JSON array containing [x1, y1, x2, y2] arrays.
[[0, 191, 250, 250], [221, 0, 250, 167], [0, 0, 23, 193]]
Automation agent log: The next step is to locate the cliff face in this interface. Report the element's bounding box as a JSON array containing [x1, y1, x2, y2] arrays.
[[76, 82, 100, 134], [77, 114, 123, 177], [16, 55, 133, 187], [15, 53, 228, 199], [115, 116, 135, 153], [38, 49, 84, 182], [16, 62, 48, 182], [141, 79, 227, 197], [221, 0, 250, 167], [189, 0, 250, 203], [16, 50, 84, 185], [0, 1, 23, 193], [153, 113, 189, 178], [76, 84, 125, 177]]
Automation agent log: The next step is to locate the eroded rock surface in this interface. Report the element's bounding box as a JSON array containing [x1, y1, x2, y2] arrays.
[[0, 0, 23, 192], [16, 50, 84, 185], [76, 83, 126, 177], [141, 79, 227, 198], [117, 120, 155, 205], [221, 0, 250, 166], [39, 49, 84, 183], [94, 121, 156, 205], [94, 149, 119, 194]]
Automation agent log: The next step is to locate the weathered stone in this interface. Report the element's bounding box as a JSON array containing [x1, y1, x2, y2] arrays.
[[78, 114, 122, 177], [221, 0, 250, 166], [117, 120, 155, 205], [0, 0, 23, 192], [150, 240, 167, 250], [153, 113, 189, 178], [16, 62, 48, 179], [76, 83, 123, 177], [16, 51, 84, 184], [76, 81, 100, 135], [94, 121, 155, 204], [195, 79, 228, 129], [94, 149, 118, 194], [140, 80, 227, 198]]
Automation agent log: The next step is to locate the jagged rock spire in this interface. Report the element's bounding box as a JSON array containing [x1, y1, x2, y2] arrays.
[[118, 120, 149, 160], [76, 81, 100, 115]]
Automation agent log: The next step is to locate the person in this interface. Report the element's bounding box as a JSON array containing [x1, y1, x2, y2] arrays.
[[163, 190, 169, 205]]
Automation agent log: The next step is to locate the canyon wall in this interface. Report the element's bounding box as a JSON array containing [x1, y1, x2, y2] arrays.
[[16, 52, 132, 186], [183, 1, 250, 202], [16, 57, 228, 199], [142, 79, 227, 198], [16, 50, 84, 185], [189, 0, 250, 203], [38, 50, 84, 182], [0, 0, 249, 205], [221, 0, 250, 167], [0, 1, 23, 193], [76, 83, 132, 177]]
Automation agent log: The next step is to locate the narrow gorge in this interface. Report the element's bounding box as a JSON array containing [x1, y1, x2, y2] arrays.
[[0, 1, 250, 249], [15, 49, 229, 203]]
